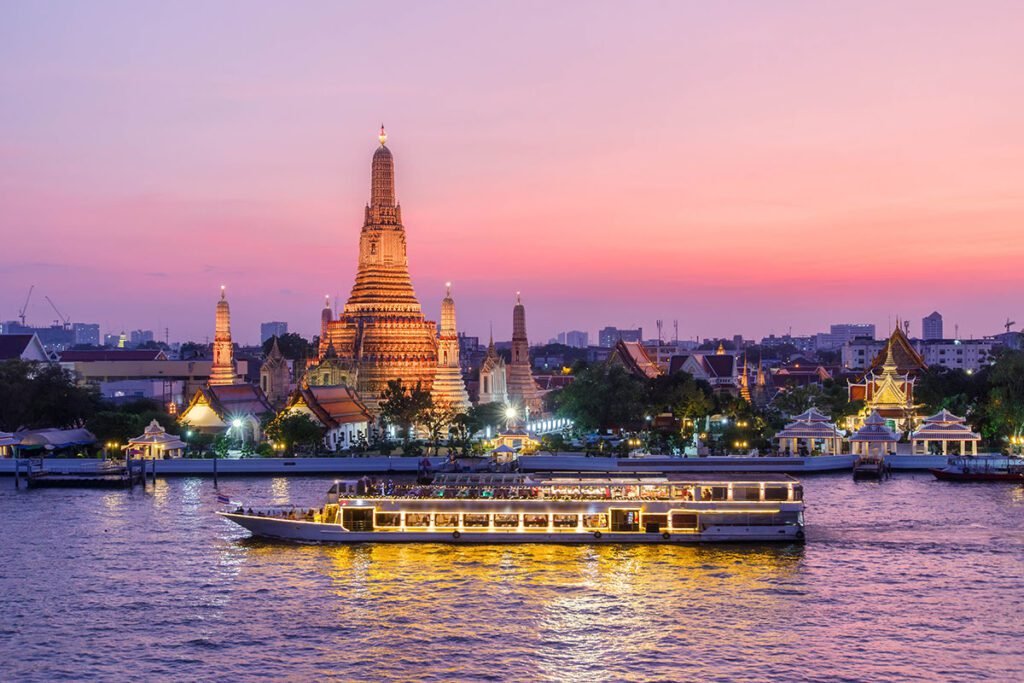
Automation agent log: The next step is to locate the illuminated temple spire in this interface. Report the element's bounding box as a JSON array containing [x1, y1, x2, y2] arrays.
[[209, 285, 237, 386], [430, 282, 471, 410], [505, 291, 543, 414], [312, 127, 439, 414], [344, 126, 421, 315]]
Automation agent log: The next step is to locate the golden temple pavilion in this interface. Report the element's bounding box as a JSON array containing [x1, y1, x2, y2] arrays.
[[847, 325, 927, 433]]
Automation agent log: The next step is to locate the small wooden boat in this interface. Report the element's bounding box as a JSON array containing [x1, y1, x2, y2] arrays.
[[852, 456, 889, 480]]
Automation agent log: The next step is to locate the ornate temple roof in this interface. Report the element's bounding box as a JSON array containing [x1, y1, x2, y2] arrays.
[[867, 325, 927, 375], [128, 419, 186, 449], [184, 383, 274, 420], [849, 411, 900, 442], [790, 407, 833, 423], [911, 409, 980, 441], [607, 340, 663, 379], [290, 385, 371, 427]]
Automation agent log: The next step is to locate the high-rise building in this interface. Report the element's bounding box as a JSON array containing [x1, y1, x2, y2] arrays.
[[922, 312, 943, 341], [429, 283, 471, 410], [814, 323, 876, 350], [311, 127, 438, 413], [505, 293, 543, 415], [599, 326, 642, 348], [557, 330, 588, 348], [72, 323, 100, 346], [260, 321, 288, 344], [209, 286, 237, 386], [129, 329, 154, 347]]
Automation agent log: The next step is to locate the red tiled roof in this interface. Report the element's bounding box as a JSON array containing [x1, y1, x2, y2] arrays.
[[0, 334, 36, 360], [291, 386, 371, 427]]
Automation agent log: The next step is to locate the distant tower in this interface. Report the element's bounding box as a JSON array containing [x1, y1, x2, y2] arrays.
[[320, 295, 333, 342], [656, 320, 663, 344], [505, 292, 543, 415], [922, 311, 943, 341], [209, 286, 237, 386], [430, 283, 471, 410]]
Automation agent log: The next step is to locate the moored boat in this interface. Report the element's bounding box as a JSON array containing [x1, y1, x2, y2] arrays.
[[930, 456, 1024, 482], [218, 473, 805, 544]]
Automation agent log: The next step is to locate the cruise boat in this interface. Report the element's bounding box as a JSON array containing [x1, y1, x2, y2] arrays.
[[218, 473, 805, 544]]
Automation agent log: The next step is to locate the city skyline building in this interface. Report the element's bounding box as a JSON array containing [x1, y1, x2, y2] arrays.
[[260, 321, 288, 344], [598, 326, 643, 348], [922, 312, 944, 341]]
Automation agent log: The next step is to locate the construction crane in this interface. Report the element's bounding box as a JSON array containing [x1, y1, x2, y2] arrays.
[[44, 296, 71, 329], [1006, 318, 1016, 334], [18, 285, 34, 325]]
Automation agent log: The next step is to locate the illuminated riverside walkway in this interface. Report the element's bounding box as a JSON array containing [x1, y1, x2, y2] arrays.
[[0, 453, 948, 478]]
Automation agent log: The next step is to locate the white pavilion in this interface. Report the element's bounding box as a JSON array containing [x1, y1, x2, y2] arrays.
[[774, 408, 844, 456], [126, 420, 187, 459], [910, 409, 980, 456], [849, 411, 900, 457]]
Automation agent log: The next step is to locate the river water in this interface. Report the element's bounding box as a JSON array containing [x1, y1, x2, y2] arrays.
[[1, 473, 1022, 682]]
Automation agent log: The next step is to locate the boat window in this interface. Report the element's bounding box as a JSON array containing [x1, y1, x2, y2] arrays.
[[733, 486, 761, 501], [552, 514, 578, 528], [764, 486, 789, 501], [493, 514, 518, 528], [434, 513, 459, 527], [523, 514, 548, 528], [671, 485, 695, 501], [610, 509, 641, 532], [743, 514, 779, 526], [405, 513, 430, 527], [792, 485, 803, 501], [463, 513, 489, 527], [582, 514, 607, 529], [701, 486, 728, 501], [375, 512, 401, 527], [671, 512, 698, 530], [643, 513, 668, 532]]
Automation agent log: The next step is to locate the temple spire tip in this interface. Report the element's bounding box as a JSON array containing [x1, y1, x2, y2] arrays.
[[379, 124, 387, 146]]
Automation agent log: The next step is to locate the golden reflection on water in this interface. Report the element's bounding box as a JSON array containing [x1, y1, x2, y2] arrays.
[[270, 477, 292, 505]]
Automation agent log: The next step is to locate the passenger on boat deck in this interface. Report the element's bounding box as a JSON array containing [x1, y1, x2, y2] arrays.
[[247, 507, 254, 515]]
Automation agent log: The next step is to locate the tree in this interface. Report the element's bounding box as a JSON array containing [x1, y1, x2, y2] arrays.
[[261, 333, 313, 360], [0, 360, 101, 432], [264, 411, 325, 455], [554, 365, 645, 432], [86, 411, 140, 448], [377, 379, 432, 445], [421, 401, 458, 455], [985, 352, 1024, 446]]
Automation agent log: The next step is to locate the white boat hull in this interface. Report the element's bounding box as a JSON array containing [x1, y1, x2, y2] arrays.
[[218, 513, 804, 544]]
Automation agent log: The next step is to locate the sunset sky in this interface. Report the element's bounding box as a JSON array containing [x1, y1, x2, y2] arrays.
[[2, 2, 1022, 345]]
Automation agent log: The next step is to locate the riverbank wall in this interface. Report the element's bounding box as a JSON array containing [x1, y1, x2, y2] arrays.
[[0, 453, 947, 477]]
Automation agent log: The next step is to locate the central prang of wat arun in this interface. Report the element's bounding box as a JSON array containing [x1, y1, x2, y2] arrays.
[[308, 127, 495, 415]]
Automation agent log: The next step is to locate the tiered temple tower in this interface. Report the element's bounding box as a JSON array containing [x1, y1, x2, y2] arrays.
[[209, 286, 237, 386], [430, 283, 471, 410], [260, 336, 290, 408], [505, 292, 543, 415], [478, 328, 508, 405], [314, 127, 438, 413]]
